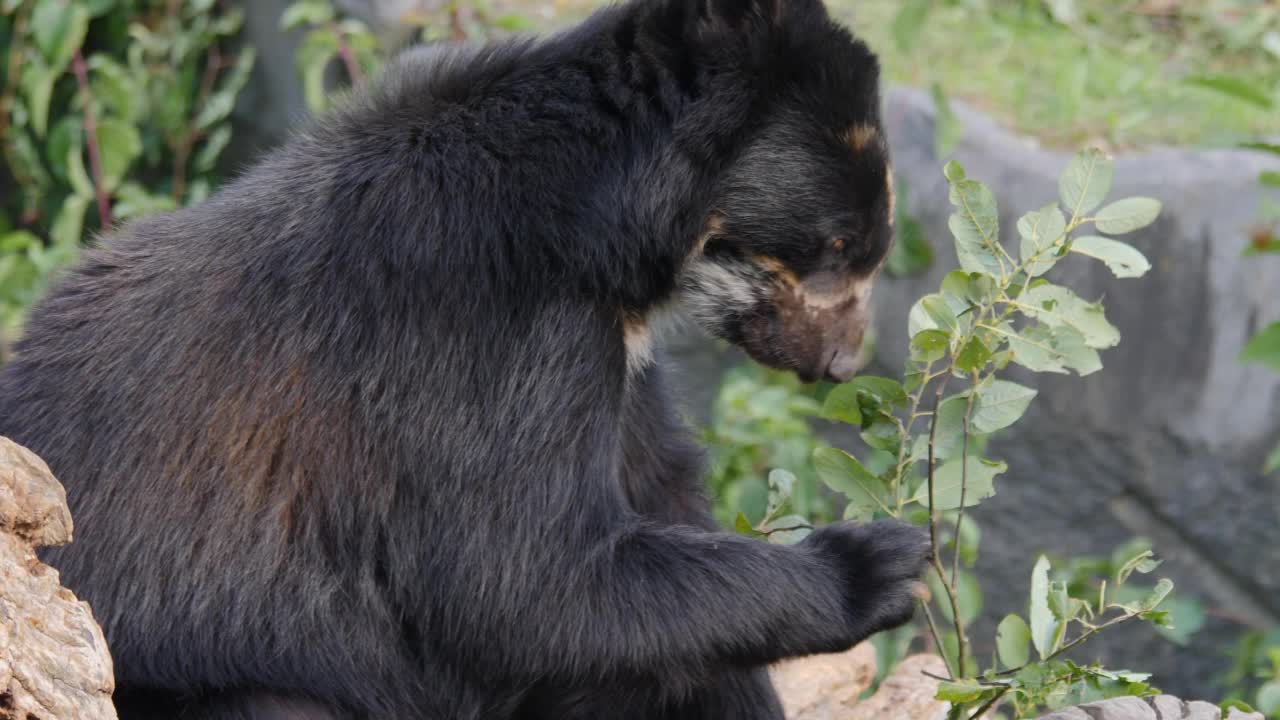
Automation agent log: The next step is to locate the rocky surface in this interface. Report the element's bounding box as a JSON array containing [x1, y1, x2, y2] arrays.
[[1040, 695, 1262, 720], [771, 648, 949, 720], [0, 437, 116, 720]]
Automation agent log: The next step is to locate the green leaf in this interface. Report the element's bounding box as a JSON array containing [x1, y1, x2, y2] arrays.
[[50, 194, 90, 249], [195, 125, 233, 173], [848, 376, 909, 409], [912, 456, 1004, 509], [822, 384, 862, 425], [1116, 549, 1162, 584], [1240, 322, 1280, 371], [1070, 236, 1151, 278], [1059, 148, 1113, 217], [66, 134, 94, 199], [31, 0, 89, 72], [930, 394, 971, 460], [970, 380, 1037, 434], [955, 335, 991, 373], [911, 329, 949, 363], [88, 55, 139, 122], [1186, 75, 1275, 110], [281, 0, 335, 29], [734, 512, 763, 537], [20, 56, 56, 138], [947, 174, 1005, 278], [1047, 324, 1104, 375], [1137, 578, 1173, 612], [861, 417, 900, 453], [1256, 681, 1280, 715], [997, 614, 1032, 669], [936, 680, 990, 704], [1021, 285, 1120, 350], [1018, 204, 1068, 277], [1030, 555, 1058, 659], [765, 468, 795, 521], [921, 294, 958, 332], [813, 447, 887, 519], [298, 30, 340, 114], [95, 118, 142, 192], [112, 182, 178, 221], [1093, 198, 1162, 235]]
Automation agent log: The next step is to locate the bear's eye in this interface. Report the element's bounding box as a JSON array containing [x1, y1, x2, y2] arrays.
[[830, 236, 848, 251]]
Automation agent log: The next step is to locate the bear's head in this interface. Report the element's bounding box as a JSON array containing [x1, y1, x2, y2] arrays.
[[676, 0, 894, 384]]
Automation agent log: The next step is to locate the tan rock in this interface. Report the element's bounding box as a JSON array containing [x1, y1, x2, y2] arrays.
[[847, 654, 949, 720], [771, 644, 878, 720], [0, 437, 116, 720]]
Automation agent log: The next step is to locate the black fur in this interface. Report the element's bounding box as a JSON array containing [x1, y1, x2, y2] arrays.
[[0, 1, 928, 718]]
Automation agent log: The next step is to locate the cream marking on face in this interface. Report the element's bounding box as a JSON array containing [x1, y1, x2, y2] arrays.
[[842, 125, 879, 152], [622, 315, 654, 377], [796, 275, 874, 311], [886, 162, 897, 221], [680, 258, 758, 321]]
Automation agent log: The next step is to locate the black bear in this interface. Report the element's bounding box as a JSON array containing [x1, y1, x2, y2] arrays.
[[0, 0, 930, 718]]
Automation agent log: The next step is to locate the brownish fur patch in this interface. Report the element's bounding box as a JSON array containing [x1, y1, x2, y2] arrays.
[[695, 213, 727, 255], [842, 125, 879, 152]]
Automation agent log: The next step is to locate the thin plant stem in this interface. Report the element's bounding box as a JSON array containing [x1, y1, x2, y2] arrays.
[[71, 51, 112, 229]]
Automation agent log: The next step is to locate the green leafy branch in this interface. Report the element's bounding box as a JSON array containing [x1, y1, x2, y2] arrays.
[[753, 149, 1179, 718]]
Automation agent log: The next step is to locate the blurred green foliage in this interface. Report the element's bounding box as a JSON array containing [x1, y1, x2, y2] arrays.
[[867, 0, 1280, 148], [0, 0, 253, 355]]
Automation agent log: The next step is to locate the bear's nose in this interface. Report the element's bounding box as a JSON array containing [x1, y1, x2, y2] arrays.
[[824, 348, 861, 384]]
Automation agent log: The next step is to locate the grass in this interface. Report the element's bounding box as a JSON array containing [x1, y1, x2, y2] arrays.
[[526, 0, 1280, 150]]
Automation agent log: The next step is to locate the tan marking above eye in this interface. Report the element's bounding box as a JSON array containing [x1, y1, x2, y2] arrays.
[[842, 124, 879, 152], [751, 255, 799, 288]]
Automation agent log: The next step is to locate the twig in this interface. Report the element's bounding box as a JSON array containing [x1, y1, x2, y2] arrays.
[[968, 687, 1010, 719], [951, 373, 979, 583], [172, 44, 224, 202], [919, 599, 957, 679], [925, 373, 968, 677], [0, 6, 36, 223], [449, 4, 467, 41], [333, 26, 366, 88], [71, 51, 112, 229], [995, 612, 1142, 677]]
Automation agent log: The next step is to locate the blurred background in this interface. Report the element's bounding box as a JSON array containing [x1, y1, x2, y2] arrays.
[[0, 0, 1277, 713]]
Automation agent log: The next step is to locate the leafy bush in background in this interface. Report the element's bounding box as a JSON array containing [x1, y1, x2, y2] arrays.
[[282, 0, 531, 114], [0, 0, 253, 356]]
